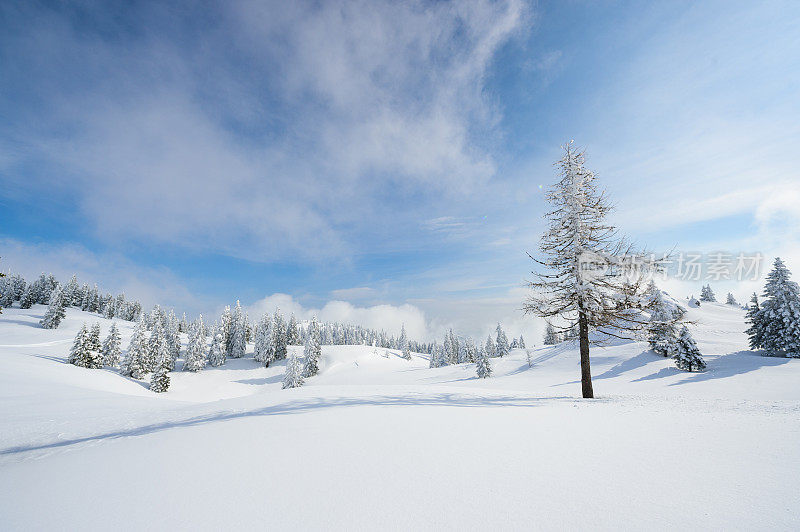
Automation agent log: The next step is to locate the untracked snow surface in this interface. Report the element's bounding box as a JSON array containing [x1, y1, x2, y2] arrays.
[[1, 303, 799, 530]]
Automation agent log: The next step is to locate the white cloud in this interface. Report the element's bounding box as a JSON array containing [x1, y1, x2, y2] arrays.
[[5, 0, 527, 262], [246, 294, 430, 341], [329, 287, 377, 301]]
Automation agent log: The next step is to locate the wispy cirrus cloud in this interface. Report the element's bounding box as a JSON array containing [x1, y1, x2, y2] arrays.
[[1, 0, 527, 262]]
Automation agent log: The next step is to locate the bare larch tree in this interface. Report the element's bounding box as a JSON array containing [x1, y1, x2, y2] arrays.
[[524, 142, 661, 398]]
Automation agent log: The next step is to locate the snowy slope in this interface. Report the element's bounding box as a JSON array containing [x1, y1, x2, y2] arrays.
[[1, 302, 798, 530]]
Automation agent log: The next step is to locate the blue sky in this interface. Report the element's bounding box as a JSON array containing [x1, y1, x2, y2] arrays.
[[2, 0, 799, 341]]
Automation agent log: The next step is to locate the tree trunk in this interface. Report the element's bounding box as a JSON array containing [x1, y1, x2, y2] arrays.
[[578, 311, 594, 398]]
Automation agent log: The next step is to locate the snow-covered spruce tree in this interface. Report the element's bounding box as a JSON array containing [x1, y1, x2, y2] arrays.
[[184, 315, 208, 372], [429, 342, 445, 368], [273, 310, 288, 360], [475, 345, 492, 378], [442, 332, 453, 365], [0, 273, 11, 311], [150, 349, 171, 393], [757, 257, 800, 357], [457, 336, 471, 363], [699, 284, 716, 302], [220, 305, 233, 356], [745, 293, 765, 350], [286, 314, 301, 346], [143, 319, 166, 373], [120, 317, 147, 378], [282, 353, 304, 389], [543, 323, 559, 345], [647, 289, 682, 357], [166, 310, 181, 368], [303, 316, 322, 377], [68, 324, 90, 367], [525, 142, 661, 398], [726, 293, 737, 305], [399, 325, 411, 360], [102, 298, 115, 319], [63, 275, 79, 307], [253, 313, 271, 364], [208, 325, 227, 367], [40, 284, 67, 329], [230, 302, 247, 359], [19, 283, 36, 309], [495, 324, 509, 357], [673, 326, 706, 372], [102, 322, 122, 368], [518, 335, 526, 348], [88, 322, 102, 354], [484, 335, 496, 358]]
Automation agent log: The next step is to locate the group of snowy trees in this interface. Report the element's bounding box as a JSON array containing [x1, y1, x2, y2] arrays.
[[646, 283, 706, 371], [69, 322, 121, 370], [699, 285, 716, 302], [0, 271, 143, 328], [746, 258, 800, 358], [427, 323, 522, 379], [119, 306, 184, 391]]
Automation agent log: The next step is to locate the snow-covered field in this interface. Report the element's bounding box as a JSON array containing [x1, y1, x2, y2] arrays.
[[1, 302, 798, 530]]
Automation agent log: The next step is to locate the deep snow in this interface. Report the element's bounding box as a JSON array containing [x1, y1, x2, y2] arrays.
[[0, 302, 798, 530]]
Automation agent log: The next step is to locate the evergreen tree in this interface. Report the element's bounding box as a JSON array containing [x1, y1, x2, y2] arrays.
[[40, 285, 67, 329], [68, 324, 91, 367], [495, 324, 510, 357], [543, 323, 559, 345], [150, 349, 171, 393], [647, 290, 681, 357], [475, 345, 492, 378], [673, 326, 706, 372], [208, 325, 227, 367], [303, 316, 322, 377], [282, 353, 305, 389], [37, 274, 57, 304], [143, 320, 166, 373], [87, 322, 102, 354], [0, 274, 12, 310], [102, 322, 122, 368], [725, 293, 737, 305], [165, 310, 181, 368], [19, 284, 36, 309], [399, 325, 411, 360], [273, 309, 288, 360], [63, 275, 79, 306], [253, 313, 270, 363], [457, 336, 471, 363], [745, 293, 765, 350], [120, 317, 148, 378], [525, 142, 661, 398], [102, 298, 115, 319], [429, 342, 445, 368], [184, 315, 208, 372], [757, 258, 800, 357], [286, 314, 300, 346], [220, 305, 233, 356], [518, 335, 526, 348], [230, 301, 247, 358], [485, 335, 496, 358], [700, 285, 716, 302], [148, 319, 170, 377], [442, 332, 453, 365]]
